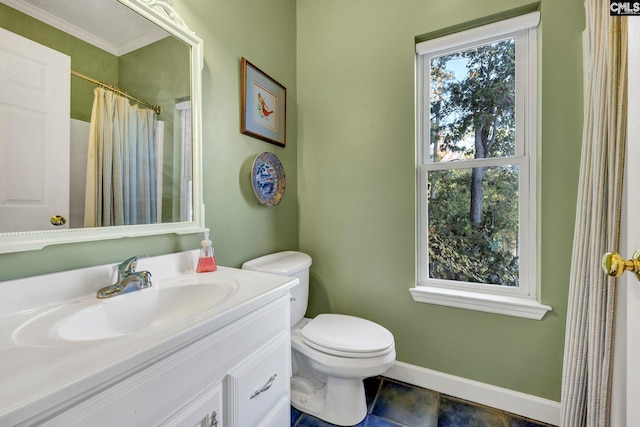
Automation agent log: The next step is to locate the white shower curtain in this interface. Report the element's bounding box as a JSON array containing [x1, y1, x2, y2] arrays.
[[176, 100, 192, 222], [85, 87, 158, 227]]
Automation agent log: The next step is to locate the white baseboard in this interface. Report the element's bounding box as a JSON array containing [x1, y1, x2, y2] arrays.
[[384, 361, 560, 426]]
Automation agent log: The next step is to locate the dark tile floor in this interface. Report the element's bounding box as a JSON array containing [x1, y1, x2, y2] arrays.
[[291, 377, 556, 427]]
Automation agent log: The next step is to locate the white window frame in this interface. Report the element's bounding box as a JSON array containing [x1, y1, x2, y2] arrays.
[[410, 12, 551, 320]]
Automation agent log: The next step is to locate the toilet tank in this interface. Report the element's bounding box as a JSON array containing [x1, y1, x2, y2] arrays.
[[241, 251, 312, 326]]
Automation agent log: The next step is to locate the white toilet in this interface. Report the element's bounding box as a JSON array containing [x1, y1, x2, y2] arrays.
[[242, 251, 395, 426]]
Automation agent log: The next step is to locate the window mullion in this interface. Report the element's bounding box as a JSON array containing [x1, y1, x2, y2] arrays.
[[422, 156, 525, 171]]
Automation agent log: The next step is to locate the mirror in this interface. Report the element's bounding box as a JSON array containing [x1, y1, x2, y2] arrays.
[[0, 0, 204, 253]]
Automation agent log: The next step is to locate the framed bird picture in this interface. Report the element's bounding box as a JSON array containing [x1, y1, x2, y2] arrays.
[[241, 58, 287, 147]]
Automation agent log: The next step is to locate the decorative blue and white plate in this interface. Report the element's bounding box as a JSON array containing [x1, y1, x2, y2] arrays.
[[251, 152, 286, 206]]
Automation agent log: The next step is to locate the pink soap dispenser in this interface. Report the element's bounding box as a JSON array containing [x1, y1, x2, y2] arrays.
[[196, 228, 217, 272]]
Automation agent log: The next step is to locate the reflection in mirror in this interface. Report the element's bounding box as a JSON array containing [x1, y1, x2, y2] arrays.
[[0, 0, 204, 253]]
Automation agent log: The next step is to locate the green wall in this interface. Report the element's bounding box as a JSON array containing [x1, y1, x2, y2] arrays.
[[296, 0, 583, 401], [0, 0, 298, 279], [173, 0, 299, 264]]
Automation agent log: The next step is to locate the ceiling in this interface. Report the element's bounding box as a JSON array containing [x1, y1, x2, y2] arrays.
[[1, 0, 169, 56]]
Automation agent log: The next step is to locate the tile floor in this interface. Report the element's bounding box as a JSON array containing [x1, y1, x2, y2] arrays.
[[290, 377, 556, 427]]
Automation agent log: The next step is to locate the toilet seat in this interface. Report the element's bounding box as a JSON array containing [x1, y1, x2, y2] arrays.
[[301, 314, 394, 358]]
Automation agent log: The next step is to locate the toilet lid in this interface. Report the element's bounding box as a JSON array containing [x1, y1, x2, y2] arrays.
[[301, 314, 394, 358]]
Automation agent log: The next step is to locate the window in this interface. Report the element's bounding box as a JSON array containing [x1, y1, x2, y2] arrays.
[[411, 12, 550, 319]]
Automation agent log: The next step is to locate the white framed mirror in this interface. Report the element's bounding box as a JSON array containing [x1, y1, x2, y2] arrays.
[[0, 0, 204, 254]]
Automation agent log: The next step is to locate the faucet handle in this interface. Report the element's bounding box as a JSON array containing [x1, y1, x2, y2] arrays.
[[118, 255, 148, 279], [137, 270, 152, 288]]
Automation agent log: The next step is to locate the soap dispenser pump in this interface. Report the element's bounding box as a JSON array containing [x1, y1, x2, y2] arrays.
[[196, 228, 217, 272]]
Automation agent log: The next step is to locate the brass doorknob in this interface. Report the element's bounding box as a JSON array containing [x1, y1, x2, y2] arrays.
[[602, 250, 640, 280], [50, 215, 67, 226]]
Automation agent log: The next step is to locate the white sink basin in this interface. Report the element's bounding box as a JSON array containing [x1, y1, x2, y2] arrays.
[[58, 279, 239, 341], [12, 277, 239, 344]]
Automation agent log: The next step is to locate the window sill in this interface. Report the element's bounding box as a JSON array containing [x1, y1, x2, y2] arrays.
[[409, 286, 552, 320]]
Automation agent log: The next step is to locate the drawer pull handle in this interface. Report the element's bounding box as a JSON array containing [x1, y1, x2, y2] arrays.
[[250, 373, 278, 399]]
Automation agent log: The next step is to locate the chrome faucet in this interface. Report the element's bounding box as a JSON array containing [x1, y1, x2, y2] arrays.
[[97, 255, 153, 299]]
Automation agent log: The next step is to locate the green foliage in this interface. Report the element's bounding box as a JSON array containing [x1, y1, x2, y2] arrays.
[[433, 40, 516, 160], [427, 39, 519, 287], [428, 166, 519, 286]]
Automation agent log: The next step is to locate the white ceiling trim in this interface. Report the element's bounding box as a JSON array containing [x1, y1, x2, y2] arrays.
[[2, 0, 167, 56]]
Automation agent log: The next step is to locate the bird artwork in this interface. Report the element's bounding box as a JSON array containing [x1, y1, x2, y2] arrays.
[[257, 92, 274, 119]]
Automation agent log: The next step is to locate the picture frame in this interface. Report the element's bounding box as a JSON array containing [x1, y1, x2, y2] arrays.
[[241, 58, 287, 147]]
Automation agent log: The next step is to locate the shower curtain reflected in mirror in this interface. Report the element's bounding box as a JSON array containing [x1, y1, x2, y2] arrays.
[[177, 100, 192, 222], [84, 87, 159, 227]]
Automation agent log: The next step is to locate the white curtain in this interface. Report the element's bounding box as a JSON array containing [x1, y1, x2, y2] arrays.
[[176, 100, 192, 222], [560, 1, 627, 425], [154, 120, 164, 222], [85, 87, 158, 227]]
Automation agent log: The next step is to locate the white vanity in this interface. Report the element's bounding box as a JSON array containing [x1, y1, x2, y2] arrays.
[[0, 251, 296, 426]]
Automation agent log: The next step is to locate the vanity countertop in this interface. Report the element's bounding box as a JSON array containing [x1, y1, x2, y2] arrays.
[[0, 252, 296, 426]]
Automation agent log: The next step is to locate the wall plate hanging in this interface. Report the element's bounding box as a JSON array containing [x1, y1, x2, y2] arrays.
[[251, 152, 286, 206], [241, 58, 286, 147]]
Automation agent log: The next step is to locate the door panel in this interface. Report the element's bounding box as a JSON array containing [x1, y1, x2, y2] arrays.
[[612, 18, 640, 426], [0, 27, 70, 232]]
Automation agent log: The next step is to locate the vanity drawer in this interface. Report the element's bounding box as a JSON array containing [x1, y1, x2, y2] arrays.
[[226, 331, 290, 427]]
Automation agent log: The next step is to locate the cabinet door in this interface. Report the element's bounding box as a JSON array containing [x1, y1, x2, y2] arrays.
[[226, 332, 290, 427], [157, 383, 223, 427]]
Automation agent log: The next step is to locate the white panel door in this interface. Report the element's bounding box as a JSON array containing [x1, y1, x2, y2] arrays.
[[0, 27, 70, 232], [626, 19, 640, 426]]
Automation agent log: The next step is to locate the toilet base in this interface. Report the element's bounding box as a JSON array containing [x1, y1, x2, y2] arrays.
[[291, 375, 367, 426]]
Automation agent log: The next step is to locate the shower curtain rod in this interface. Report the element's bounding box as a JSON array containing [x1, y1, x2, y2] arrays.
[[71, 70, 162, 114]]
